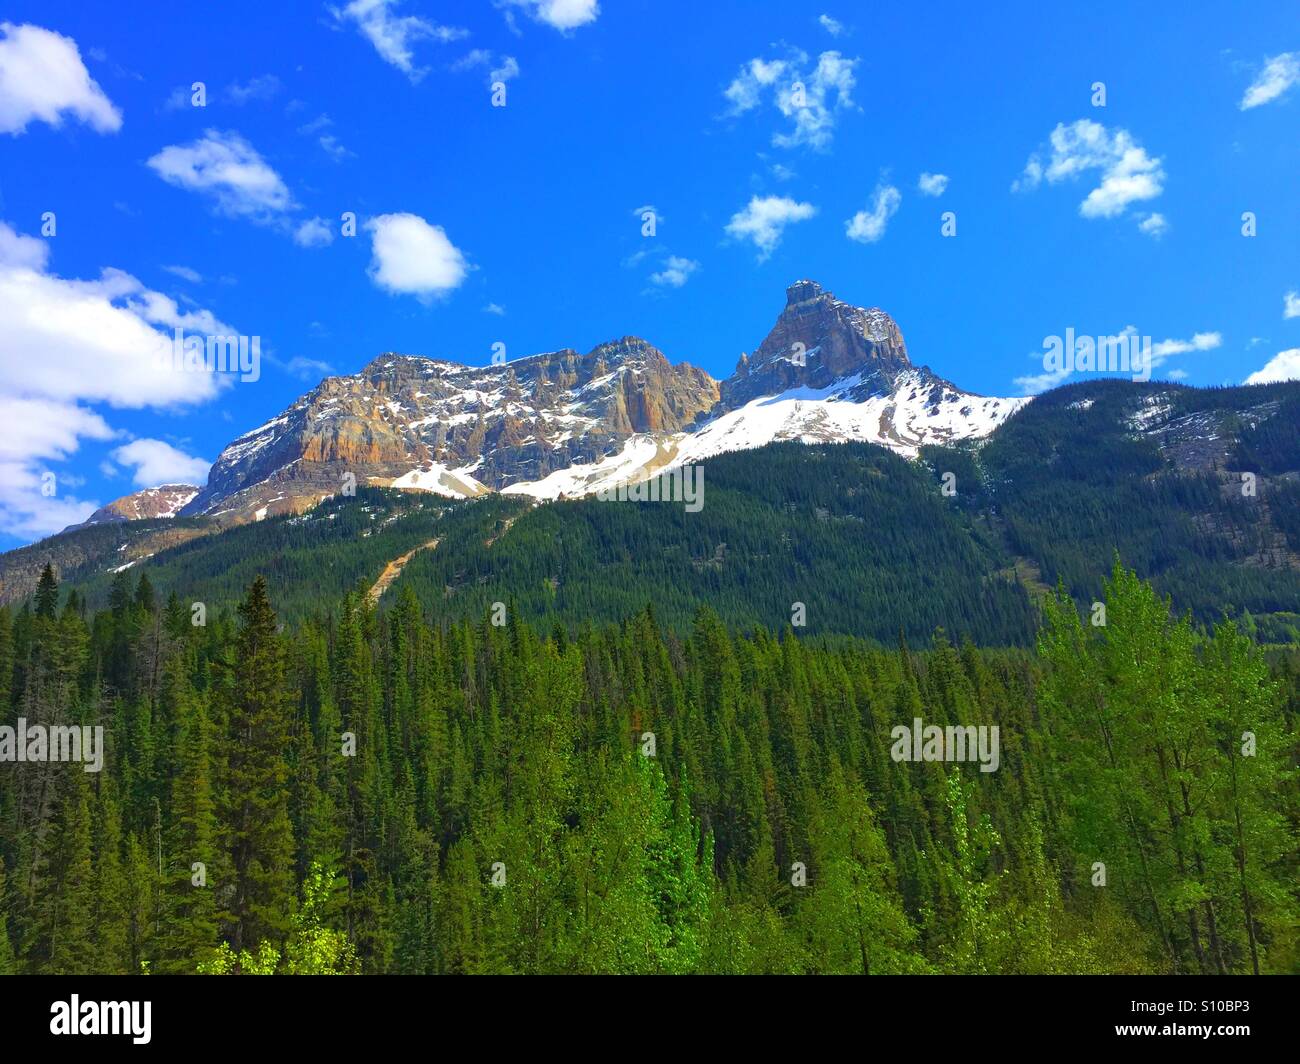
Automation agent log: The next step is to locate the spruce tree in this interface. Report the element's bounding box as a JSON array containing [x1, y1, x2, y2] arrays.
[[222, 576, 295, 956]]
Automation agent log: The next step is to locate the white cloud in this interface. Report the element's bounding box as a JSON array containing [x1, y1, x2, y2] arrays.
[[280, 355, 334, 381], [491, 55, 520, 83], [1014, 119, 1164, 224], [297, 113, 332, 135], [724, 49, 858, 151], [499, 0, 601, 31], [1014, 362, 1074, 395], [161, 264, 202, 283], [1166, 369, 1188, 380], [845, 182, 901, 243], [110, 438, 209, 487], [451, 49, 520, 85], [0, 22, 122, 135], [147, 129, 294, 218], [725, 195, 816, 260], [917, 172, 948, 197], [330, 0, 467, 82], [1240, 52, 1300, 110], [318, 133, 354, 160], [649, 256, 699, 288], [162, 85, 192, 112], [1150, 331, 1220, 367], [1138, 212, 1168, 238], [483, 302, 506, 316], [0, 222, 49, 269], [0, 220, 240, 538], [452, 48, 492, 71], [365, 212, 468, 299], [818, 15, 845, 37], [724, 57, 786, 113], [1246, 348, 1300, 384], [1284, 290, 1300, 319], [224, 74, 281, 105], [293, 217, 335, 248], [1014, 326, 1220, 395]]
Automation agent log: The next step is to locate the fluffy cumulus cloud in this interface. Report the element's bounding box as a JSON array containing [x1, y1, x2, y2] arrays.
[[1014, 119, 1164, 227], [1240, 52, 1300, 110], [0, 220, 240, 538], [1246, 348, 1300, 384], [110, 438, 210, 487], [293, 217, 335, 248], [0, 22, 122, 135], [1138, 212, 1168, 238], [147, 129, 294, 219], [724, 49, 858, 151], [917, 172, 948, 197], [725, 195, 816, 260], [649, 255, 699, 288], [330, 0, 467, 82], [845, 182, 901, 243], [1284, 291, 1300, 319], [499, 0, 601, 31], [365, 212, 468, 299], [818, 14, 845, 37]]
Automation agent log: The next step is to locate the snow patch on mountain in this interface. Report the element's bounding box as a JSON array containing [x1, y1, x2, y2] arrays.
[[392, 462, 490, 498], [503, 371, 1027, 500]]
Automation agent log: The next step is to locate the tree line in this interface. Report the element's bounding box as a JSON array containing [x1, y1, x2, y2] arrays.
[[0, 559, 1295, 973]]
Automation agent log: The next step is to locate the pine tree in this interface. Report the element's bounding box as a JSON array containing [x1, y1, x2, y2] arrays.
[[222, 576, 295, 955], [42, 769, 96, 973], [91, 781, 130, 973], [34, 563, 58, 620], [157, 671, 221, 973], [0, 857, 14, 974]]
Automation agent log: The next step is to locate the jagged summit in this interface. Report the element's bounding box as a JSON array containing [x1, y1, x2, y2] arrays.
[[169, 282, 1025, 524], [786, 279, 824, 304], [721, 279, 910, 410], [65, 484, 200, 532]]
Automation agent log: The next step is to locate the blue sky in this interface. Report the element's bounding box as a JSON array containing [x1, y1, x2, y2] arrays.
[[0, 0, 1297, 546]]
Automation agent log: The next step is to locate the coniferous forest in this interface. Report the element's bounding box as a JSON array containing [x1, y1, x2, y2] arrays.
[[1, 559, 1295, 975]]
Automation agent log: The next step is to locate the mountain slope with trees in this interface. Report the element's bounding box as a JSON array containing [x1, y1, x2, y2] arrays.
[[0, 561, 1295, 974]]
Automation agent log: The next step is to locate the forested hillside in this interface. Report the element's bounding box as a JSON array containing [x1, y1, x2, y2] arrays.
[[968, 379, 1300, 640], [1, 561, 1295, 974], [13, 378, 1298, 648]]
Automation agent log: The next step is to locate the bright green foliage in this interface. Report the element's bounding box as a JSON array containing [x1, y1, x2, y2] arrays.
[[1, 561, 1295, 974], [1038, 560, 1298, 974]]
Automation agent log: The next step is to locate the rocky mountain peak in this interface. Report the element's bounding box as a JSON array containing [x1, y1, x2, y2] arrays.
[[786, 279, 825, 305], [67, 484, 201, 531], [720, 280, 914, 410]]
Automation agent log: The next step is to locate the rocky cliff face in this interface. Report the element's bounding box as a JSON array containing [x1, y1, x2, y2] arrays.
[[722, 279, 911, 409], [170, 281, 1024, 524], [71, 484, 200, 529], [183, 338, 720, 522]]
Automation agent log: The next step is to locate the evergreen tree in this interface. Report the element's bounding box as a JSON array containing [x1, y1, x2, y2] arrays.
[[221, 577, 295, 954]]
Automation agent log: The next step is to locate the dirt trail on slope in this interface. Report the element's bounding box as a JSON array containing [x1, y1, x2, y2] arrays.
[[368, 538, 440, 604], [484, 514, 521, 547]]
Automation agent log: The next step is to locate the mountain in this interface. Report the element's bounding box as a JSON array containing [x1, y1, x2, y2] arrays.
[[172, 280, 1023, 523], [10, 377, 1298, 647], [67, 483, 200, 529]]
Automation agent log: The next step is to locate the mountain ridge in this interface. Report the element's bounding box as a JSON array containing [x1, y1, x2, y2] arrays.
[[127, 280, 1028, 526]]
